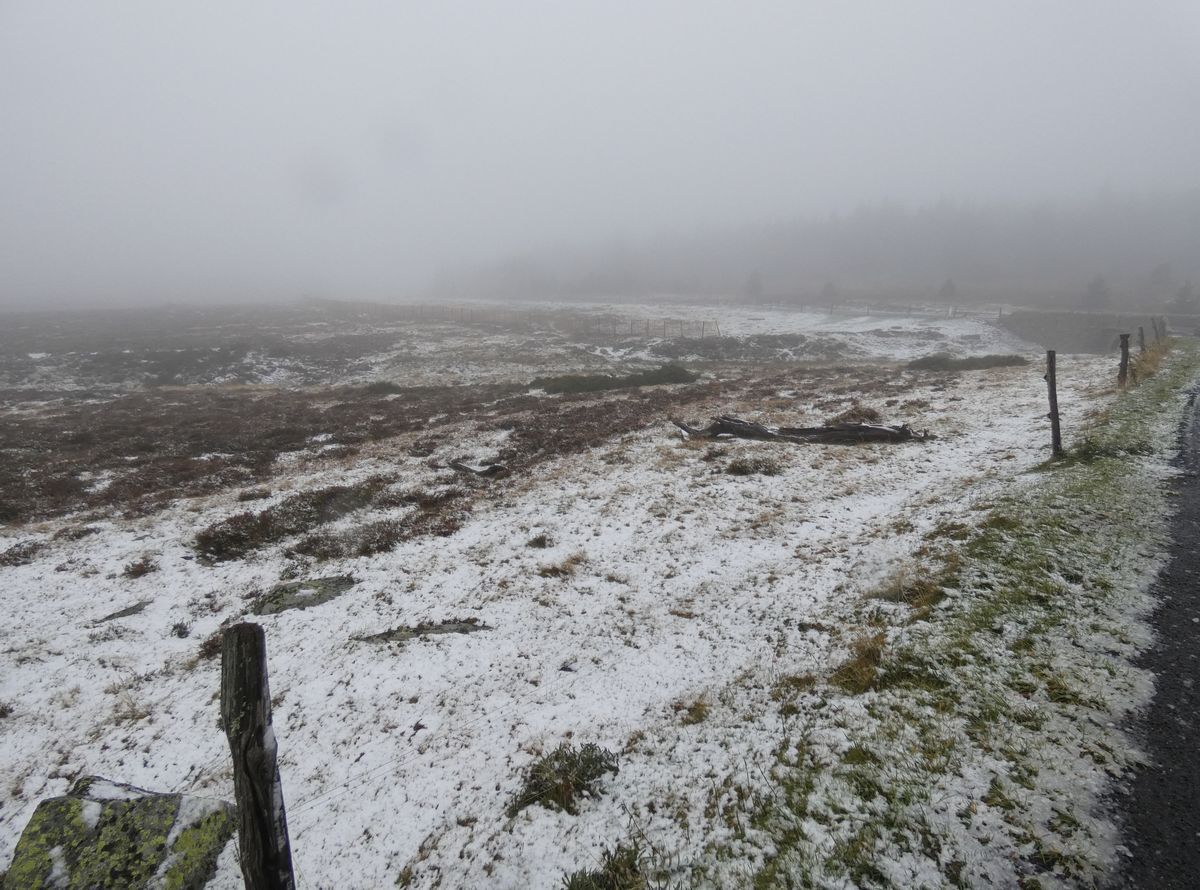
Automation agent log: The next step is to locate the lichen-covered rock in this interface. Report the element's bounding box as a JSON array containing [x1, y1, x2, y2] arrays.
[[252, 575, 356, 615], [3, 777, 234, 890]]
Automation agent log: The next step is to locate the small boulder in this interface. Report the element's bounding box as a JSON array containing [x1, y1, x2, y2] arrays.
[[3, 776, 234, 889], [252, 575, 356, 615]]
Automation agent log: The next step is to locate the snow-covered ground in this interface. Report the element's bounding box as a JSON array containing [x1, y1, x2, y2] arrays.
[[1, 300, 1032, 391], [0, 306, 1123, 886]]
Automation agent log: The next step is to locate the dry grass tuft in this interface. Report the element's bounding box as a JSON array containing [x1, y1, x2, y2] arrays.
[[871, 571, 945, 611], [539, 551, 587, 578], [562, 842, 648, 890], [831, 632, 887, 694], [508, 742, 619, 817], [824, 401, 883, 426], [675, 697, 710, 725], [1130, 339, 1171, 383]]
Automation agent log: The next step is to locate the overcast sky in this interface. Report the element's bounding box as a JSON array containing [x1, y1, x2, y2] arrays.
[[2, 1, 1199, 308]]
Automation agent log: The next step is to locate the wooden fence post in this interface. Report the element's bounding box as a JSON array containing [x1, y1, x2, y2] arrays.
[[1138, 326, 1146, 353], [1118, 334, 1131, 388], [1046, 350, 1063, 458], [222, 623, 296, 890]]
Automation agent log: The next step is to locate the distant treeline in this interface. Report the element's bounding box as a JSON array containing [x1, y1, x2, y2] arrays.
[[438, 192, 1200, 310]]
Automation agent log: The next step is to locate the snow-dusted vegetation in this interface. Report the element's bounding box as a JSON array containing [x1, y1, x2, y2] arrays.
[[1, 303, 1190, 888]]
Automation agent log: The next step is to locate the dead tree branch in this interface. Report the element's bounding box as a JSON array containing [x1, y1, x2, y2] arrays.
[[671, 414, 932, 444]]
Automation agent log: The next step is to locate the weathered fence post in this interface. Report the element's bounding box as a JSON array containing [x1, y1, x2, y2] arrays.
[[1138, 325, 1146, 353], [1045, 350, 1063, 458], [221, 623, 296, 890], [1118, 333, 1131, 388]]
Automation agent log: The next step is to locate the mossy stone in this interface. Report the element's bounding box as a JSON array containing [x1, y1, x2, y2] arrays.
[[3, 777, 234, 889], [252, 575, 356, 615]]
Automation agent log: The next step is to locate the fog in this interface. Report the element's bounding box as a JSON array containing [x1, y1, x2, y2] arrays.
[[2, 1, 1199, 309]]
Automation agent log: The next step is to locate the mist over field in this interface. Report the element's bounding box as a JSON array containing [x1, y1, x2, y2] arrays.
[[8, 5, 1200, 888], [2, 1, 1199, 309]]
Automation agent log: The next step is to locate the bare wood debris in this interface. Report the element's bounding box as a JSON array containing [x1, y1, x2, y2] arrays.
[[448, 460, 510, 477], [671, 414, 932, 444]]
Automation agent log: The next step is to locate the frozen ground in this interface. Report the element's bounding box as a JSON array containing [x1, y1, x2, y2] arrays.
[[0, 303, 1130, 887]]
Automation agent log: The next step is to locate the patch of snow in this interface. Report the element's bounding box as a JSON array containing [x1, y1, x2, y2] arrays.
[[79, 799, 102, 830], [47, 845, 68, 888]]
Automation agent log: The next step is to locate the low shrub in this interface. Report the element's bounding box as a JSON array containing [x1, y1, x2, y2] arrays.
[[824, 401, 883, 426], [726, 457, 781, 477], [906, 353, 1029, 372], [0, 540, 44, 567], [197, 632, 223, 661], [292, 518, 407, 560], [122, 556, 158, 578], [363, 380, 404, 395], [194, 476, 394, 561], [531, 364, 697, 395]]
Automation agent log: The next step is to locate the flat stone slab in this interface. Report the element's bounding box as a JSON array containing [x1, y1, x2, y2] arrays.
[[252, 574, 357, 615], [93, 600, 152, 624], [3, 776, 234, 890], [357, 617, 491, 644]]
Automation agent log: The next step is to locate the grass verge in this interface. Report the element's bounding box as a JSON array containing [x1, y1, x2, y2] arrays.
[[740, 340, 1200, 888]]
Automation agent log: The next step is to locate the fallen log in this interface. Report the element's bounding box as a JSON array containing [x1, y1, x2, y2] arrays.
[[671, 414, 932, 444], [448, 459, 510, 477]]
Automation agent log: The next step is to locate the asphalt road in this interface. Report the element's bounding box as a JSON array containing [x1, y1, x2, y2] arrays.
[[1111, 387, 1200, 888]]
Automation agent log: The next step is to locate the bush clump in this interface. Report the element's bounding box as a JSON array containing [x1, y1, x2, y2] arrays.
[[906, 353, 1029, 372], [363, 380, 404, 395], [726, 456, 782, 477], [562, 843, 647, 890], [0, 540, 45, 567], [824, 400, 883, 425], [122, 556, 158, 578], [530, 364, 697, 395], [291, 518, 407, 560], [194, 476, 393, 561], [508, 742, 619, 817]]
